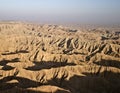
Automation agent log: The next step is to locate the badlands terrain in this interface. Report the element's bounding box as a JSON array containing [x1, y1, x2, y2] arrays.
[[0, 22, 120, 93]]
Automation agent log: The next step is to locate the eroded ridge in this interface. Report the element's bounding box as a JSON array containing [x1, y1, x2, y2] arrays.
[[0, 22, 120, 93]]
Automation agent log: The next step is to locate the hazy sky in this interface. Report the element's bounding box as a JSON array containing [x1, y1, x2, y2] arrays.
[[0, 0, 120, 25]]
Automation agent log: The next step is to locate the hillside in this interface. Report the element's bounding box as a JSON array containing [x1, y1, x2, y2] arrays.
[[0, 22, 120, 93]]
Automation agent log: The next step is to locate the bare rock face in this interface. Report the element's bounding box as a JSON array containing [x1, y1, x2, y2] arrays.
[[0, 22, 120, 93]]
